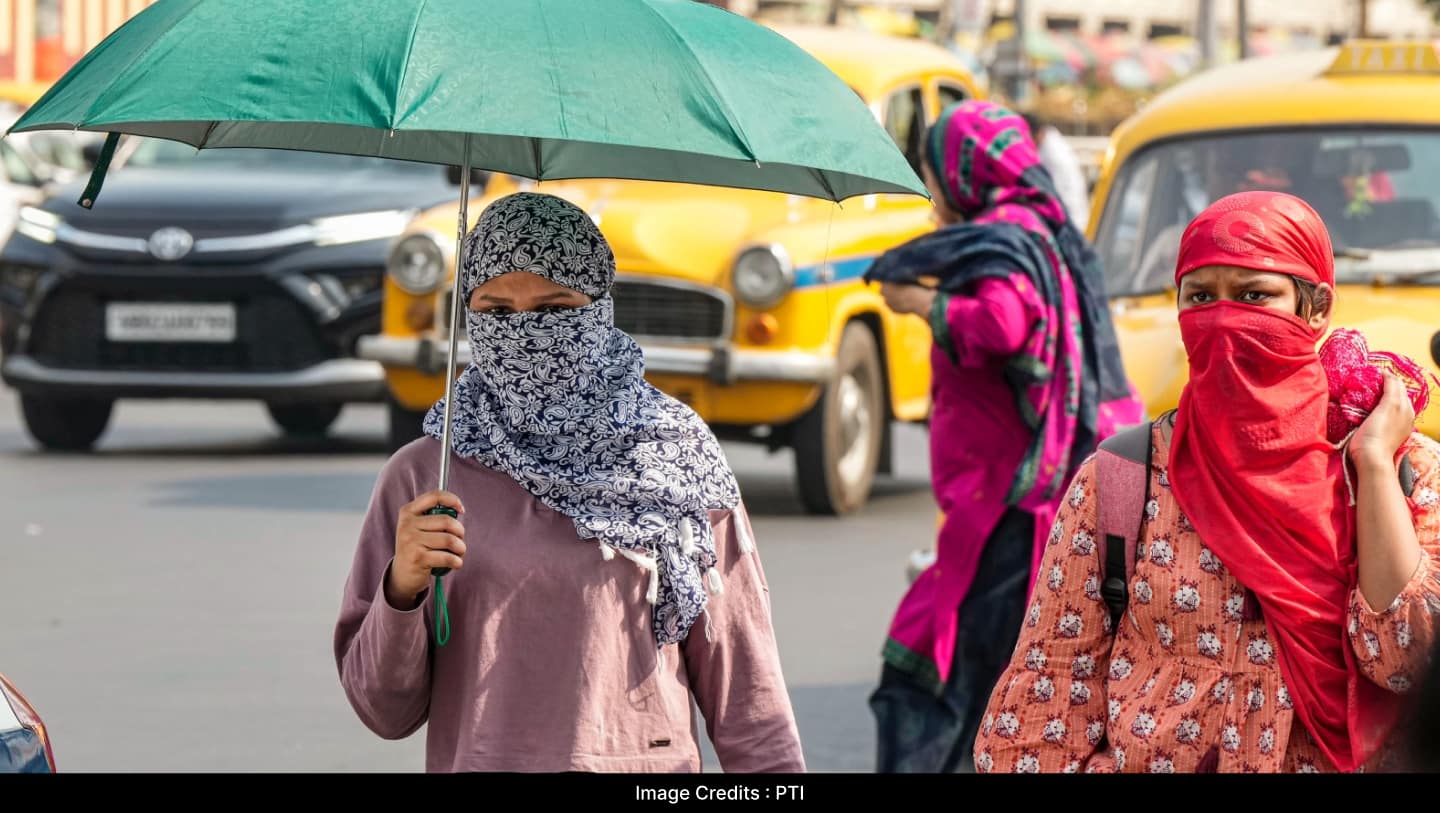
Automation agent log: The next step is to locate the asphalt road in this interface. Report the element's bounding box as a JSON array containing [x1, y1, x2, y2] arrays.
[[0, 392, 940, 772]]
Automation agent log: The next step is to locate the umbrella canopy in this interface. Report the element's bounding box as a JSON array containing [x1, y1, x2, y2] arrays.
[[9, 0, 925, 204]]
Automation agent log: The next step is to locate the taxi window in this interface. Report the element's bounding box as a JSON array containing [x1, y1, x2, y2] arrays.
[[937, 82, 968, 111], [1095, 128, 1440, 295], [883, 86, 926, 177]]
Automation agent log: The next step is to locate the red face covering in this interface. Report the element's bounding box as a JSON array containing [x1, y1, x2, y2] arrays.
[[1170, 191, 1399, 772]]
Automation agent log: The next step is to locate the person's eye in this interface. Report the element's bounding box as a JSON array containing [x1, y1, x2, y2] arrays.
[[1187, 291, 1213, 304], [1239, 290, 1273, 303], [480, 306, 513, 316]]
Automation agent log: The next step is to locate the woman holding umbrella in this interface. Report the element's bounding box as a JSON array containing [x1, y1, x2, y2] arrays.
[[334, 192, 806, 773]]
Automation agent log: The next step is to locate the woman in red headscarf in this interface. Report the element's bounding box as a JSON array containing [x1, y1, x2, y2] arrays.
[[974, 191, 1440, 773]]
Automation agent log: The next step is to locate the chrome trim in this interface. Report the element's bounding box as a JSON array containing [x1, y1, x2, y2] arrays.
[[357, 334, 833, 384], [45, 222, 390, 256], [728, 349, 834, 383], [47, 221, 319, 255], [194, 225, 319, 253], [54, 223, 148, 253], [2, 355, 385, 393]]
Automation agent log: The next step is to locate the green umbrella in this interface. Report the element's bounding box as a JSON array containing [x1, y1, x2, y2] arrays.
[[9, 0, 925, 645], [11, 0, 922, 203]]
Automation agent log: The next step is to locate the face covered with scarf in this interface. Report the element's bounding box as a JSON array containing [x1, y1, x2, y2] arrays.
[[422, 192, 742, 647], [1169, 190, 1402, 771]]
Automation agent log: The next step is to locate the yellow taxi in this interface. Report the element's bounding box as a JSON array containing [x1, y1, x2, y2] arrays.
[[1089, 40, 1440, 438], [0, 80, 49, 108], [358, 25, 981, 515]]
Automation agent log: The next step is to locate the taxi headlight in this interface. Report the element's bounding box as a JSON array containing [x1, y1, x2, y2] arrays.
[[731, 245, 794, 309], [386, 233, 446, 295]]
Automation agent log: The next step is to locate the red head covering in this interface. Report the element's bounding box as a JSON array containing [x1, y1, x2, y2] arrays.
[[1175, 191, 1334, 288], [1169, 191, 1400, 772]]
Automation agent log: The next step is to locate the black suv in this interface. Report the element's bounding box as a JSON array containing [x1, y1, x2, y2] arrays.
[[0, 138, 463, 450]]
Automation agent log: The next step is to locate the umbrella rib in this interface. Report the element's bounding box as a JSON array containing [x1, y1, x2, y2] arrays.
[[635, 2, 759, 165], [198, 120, 220, 149], [811, 165, 838, 203], [389, 0, 432, 131]]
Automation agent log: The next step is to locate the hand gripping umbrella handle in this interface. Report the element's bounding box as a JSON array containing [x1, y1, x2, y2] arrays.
[[427, 504, 456, 647], [427, 504, 458, 578]]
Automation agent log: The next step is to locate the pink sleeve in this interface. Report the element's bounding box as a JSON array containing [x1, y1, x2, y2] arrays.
[[942, 274, 1040, 367], [1348, 435, 1440, 695], [682, 502, 807, 773], [333, 453, 434, 740]]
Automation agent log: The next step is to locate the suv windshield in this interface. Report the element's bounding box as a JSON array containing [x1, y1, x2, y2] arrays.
[[1095, 128, 1440, 294], [124, 137, 437, 176]]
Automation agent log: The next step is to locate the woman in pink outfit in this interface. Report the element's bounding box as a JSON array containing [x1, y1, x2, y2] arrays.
[[863, 100, 1143, 772]]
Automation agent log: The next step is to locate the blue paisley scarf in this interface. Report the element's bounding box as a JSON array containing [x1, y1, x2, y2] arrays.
[[423, 192, 743, 646]]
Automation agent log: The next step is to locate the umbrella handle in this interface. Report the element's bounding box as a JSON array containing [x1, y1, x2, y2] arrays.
[[427, 504, 456, 647], [426, 505, 458, 577]]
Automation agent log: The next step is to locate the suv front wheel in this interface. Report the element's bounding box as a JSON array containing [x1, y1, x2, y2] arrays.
[[792, 322, 885, 516], [20, 394, 114, 452], [266, 402, 343, 437]]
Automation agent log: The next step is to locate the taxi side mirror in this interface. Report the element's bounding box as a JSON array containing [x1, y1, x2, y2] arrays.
[[446, 165, 490, 188], [81, 140, 105, 168]]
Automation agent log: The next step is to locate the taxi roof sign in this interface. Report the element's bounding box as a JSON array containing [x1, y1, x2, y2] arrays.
[[1326, 41, 1440, 76]]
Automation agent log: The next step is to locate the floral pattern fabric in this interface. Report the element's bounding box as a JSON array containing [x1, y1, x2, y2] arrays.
[[976, 423, 1440, 773]]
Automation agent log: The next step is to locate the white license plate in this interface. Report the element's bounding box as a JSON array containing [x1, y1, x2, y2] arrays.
[[104, 302, 237, 343]]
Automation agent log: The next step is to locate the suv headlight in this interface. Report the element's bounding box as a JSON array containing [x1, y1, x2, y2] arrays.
[[387, 233, 447, 295], [731, 245, 794, 309], [15, 207, 60, 244], [311, 209, 414, 247]]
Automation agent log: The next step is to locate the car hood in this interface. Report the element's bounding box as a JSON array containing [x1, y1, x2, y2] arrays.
[[39, 167, 458, 232]]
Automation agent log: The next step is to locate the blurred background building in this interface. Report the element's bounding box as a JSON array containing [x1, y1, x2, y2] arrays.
[[1, 1, 157, 96]]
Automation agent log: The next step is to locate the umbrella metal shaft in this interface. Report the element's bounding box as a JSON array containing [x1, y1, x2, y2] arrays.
[[437, 144, 472, 493]]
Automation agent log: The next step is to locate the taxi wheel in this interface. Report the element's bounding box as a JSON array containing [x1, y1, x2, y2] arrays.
[[267, 402, 342, 437], [793, 322, 884, 516], [19, 394, 113, 452], [387, 396, 427, 454]]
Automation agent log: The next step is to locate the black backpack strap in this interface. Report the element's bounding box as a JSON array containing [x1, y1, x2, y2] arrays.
[[1094, 418, 1157, 633], [1400, 452, 1417, 499]]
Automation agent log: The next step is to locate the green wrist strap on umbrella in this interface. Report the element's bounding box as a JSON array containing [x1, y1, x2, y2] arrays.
[[78, 132, 120, 209]]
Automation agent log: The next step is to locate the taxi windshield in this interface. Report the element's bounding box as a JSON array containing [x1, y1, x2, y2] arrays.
[[1095, 128, 1440, 294]]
